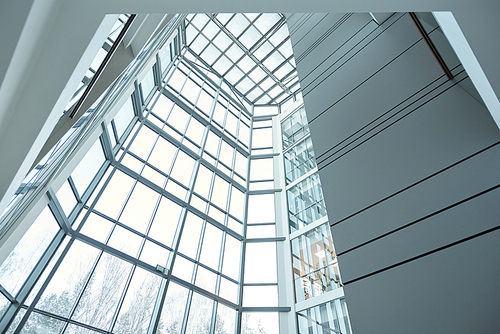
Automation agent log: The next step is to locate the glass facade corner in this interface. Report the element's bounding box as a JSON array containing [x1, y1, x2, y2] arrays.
[[0, 13, 351, 334]]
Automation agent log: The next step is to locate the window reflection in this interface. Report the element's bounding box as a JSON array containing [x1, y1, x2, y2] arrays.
[[297, 298, 352, 334], [287, 173, 327, 232], [284, 136, 316, 184], [292, 223, 342, 302], [282, 106, 309, 150], [0, 206, 59, 296]]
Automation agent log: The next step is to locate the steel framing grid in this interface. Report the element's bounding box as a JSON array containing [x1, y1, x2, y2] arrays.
[[0, 33, 294, 334], [181, 13, 301, 106], [0, 13, 349, 334], [278, 100, 350, 330]]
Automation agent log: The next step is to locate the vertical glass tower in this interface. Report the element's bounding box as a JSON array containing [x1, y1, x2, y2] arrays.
[[0, 13, 351, 334]]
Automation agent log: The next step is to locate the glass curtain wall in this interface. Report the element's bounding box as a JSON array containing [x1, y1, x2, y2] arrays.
[[0, 13, 351, 334], [0, 31, 286, 334], [281, 103, 352, 334]]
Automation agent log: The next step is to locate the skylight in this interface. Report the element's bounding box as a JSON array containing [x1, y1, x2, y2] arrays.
[[183, 13, 300, 105]]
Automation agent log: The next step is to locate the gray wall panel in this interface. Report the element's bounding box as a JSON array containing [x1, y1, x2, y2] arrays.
[[300, 14, 424, 120], [343, 228, 500, 334], [319, 84, 499, 221], [338, 186, 500, 281], [331, 142, 500, 253], [293, 14, 375, 92], [309, 40, 444, 158], [287, 13, 349, 61]]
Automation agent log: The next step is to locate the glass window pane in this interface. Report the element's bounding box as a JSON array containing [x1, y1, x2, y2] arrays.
[[185, 117, 206, 146], [287, 173, 327, 232], [159, 282, 189, 333], [219, 140, 234, 168], [247, 224, 275, 238], [229, 186, 244, 221], [252, 127, 273, 148], [56, 180, 77, 216], [213, 56, 232, 75], [291, 223, 342, 301], [181, 79, 201, 104], [250, 158, 273, 180], [128, 125, 158, 161], [165, 180, 188, 201], [243, 285, 278, 307], [20, 312, 66, 333], [185, 292, 213, 334], [121, 153, 143, 174], [148, 137, 177, 174], [0, 206, 59, 296], [80, 212, 113, 243], [172, 255, 195, 282], [107, 225, 143, 257], [219, 277, 238, 304], [113, 267, 162, 334], [190, 34, 209, 54], [152, 94, 174, 121], [141, 165, 166, 188], [119, 182, 159, 233], [244, 242, 277, 283], [5, 308, 25, 333], [226, 14, 248, 37], [168, 67, 187, 93], [71, 139, 105, 196], [249, 181, 274, 191], [282, 106, 309, 150], [178, 213, 203, 259], [23, 235, 67, 307], [211, 176, 229, 210], [194, 165, 213, 199], [94, 170, 135, 219], [241, 312, 279, 334], [71, 253, 132, 330], [197, 90, 214, 117], [139, 240, 171, 268], [148, 196, 182, 248], [215, 303, 236, 334], [247, 194, 275, 224], [222, 235, 241, 281], [212, 31, 232, 51], [205, 132, 220, 158], [170, 151, 195, 186], [201, 44, 221, 65], [141, 66, 156, 99], [114, 98, 135, 140], [297, 298, 352, 334], [234, 152, 247, 177], [199, 223, 222, 270], [284, 136, 317, 184], [255, 14, 280, 34], [0, 294, 9, 319], [228, 217, 243, 235], [195, 266, 217, 293], [240, 25, 261, 49], [65, 324, 102, 333], [191, 194, 208, 213], [36, 240, 100, 318]]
